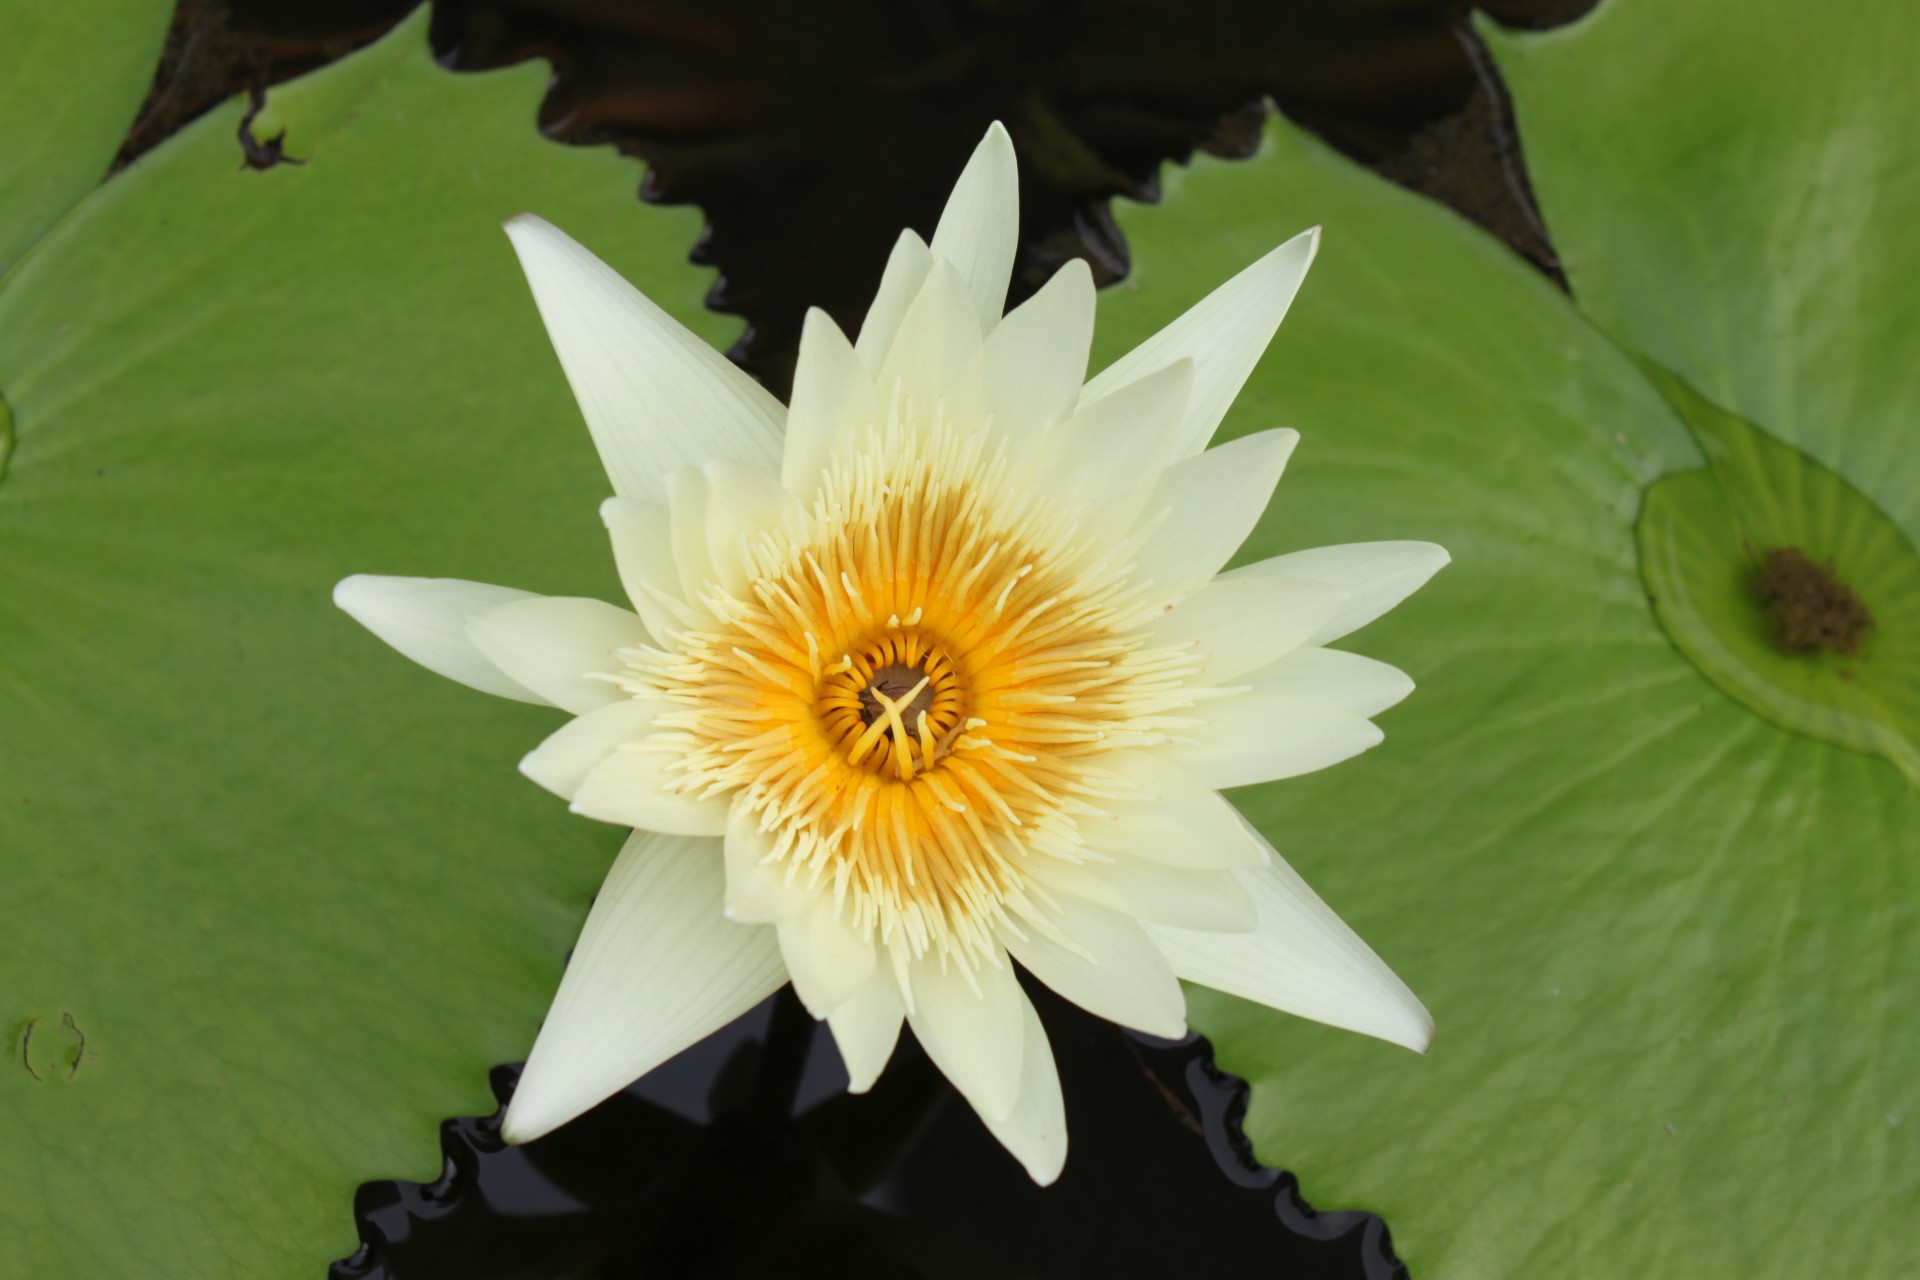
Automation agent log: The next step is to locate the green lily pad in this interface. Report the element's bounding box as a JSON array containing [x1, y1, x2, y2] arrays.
[[0, 0, 170, 274], [1636, 361, 1920, 784], [0, 11, 733, 1275], [1099, 4, 1920, 1272]]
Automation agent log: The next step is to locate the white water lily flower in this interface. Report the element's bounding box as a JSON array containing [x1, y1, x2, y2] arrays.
[[336, 122, 1445, 1183]]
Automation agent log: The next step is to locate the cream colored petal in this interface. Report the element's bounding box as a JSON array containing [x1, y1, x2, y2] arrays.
[[519, 698, 668, 800], [466, 595, 647, 716], [570, 746, 730, 836], [1025, 854, 1257, 933], [700, 458, 800, 597], [665, 466, 716, 598], [1128, 428, 1299, 605], [503, 830, 787, 1143], [1245, 647, 1415, 719], [977, 997, 1067, 1185], [929, 120, 1019, 332], [906, 951, 1027, 1123], [1170, 689, 1383, 791], [827, 968, 906, 1094], [783, 307, 878, 499], [600, 496, 693, 641], [982, 257, 1094, 457], [504, 215, 784, 498], [878, 261, 985, 430], [1077, 750, 1267, 869], [333, 575, 544, 704], [1002, 896, 1186, 1037], [1077, 226, 1318, 459], [1031, 359, 1193, 517], [777, 894, 878, 1018], [1144, 818, 1432, 1053], [1142, 573, 1341, 685], [854, 229, 934, 372], [1224, 540, 1450, 646], [722, 806, 814, 924]]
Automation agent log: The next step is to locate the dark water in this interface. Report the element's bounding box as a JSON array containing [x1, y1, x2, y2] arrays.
[[330, 984, 1408, 1280], [112, 4, 1600, 1274]]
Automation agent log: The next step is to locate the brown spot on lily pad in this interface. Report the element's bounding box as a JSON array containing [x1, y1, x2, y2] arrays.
[[1754, 547, 1873, 656]]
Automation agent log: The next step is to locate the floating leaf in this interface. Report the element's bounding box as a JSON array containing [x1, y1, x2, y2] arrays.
[[1102, 4, 1920, 1267], [0, 12, 732, 1274]]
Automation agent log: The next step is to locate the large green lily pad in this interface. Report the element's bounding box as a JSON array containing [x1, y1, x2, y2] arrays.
[[0, 11, 733, 1274], [1109, 1, 1919, 1274]]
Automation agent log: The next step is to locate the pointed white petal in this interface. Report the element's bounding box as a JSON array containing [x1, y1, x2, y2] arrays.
[[466, 596, 647, 716], [1170, 689, 1383, 790], [1002, 897, 1186, 1037], [1225, 541, 1450, 646], [601, 496, 691, 641], [519, 698, 667, 800], [1078, 226, 1319, 458], [722, 806, 815, 924], [827, 969, 906, 1094], [777, 894, 878, 1018], [503, 830, 787, 1142], [1145, 819, 1431, 1053], [504, 215, 783, 498], [334, 575, 545, 704], [1032, 359, 1193, 518], [783, 307, 878, 498], [978, 996, 1067, 1185], [570, 746, 730, 836], [906, 952, 1027, 1123], [665, 466, 716, 597], [1077, 750, 1267, 869], [1129, 429, 1299, 605], [855, 229, 934, 372], [703, 458, 800, 596], [1025, 854, 1257, 933], [929, 120, 1019, 331], [1143, 566, 1340, 687], [983, 257, 1094, 456], [1246, 647, 1415, 719], [879, 261, 985, 429]]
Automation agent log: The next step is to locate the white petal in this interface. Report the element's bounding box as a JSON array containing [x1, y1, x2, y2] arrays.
[[1225, 541, 1450, 646], [929, 120, 1019, 332], [854, 229, 934, 372], [977, 996, 1067, 1185], [520, 698, 667, 800], [601, 496, 691, 641], [503, 830, 787, 1142], [1143, 567, 1340, 687], [570, 746, 730, 836], [879, 261, 985, 429], [1144, 819, 1432, 1053], [695, 458, 800, 598], [1002, 897, 1186, 1037], [1170, 689, 1383, 790], [906, 952, 1027, 1123], [1025, 854, 1257, 933], [333, 575, 544, 704], [983, 257, 1094, 458], [466, 596, 647, 716], [1031, 359, 1193, 519], [722, 806, 814, 924], [1128, 428, 1299, 605], [777, 894, 877, 1017], [504, 215, 784, 498], [1076, 750, 1267, 869], [783, 307, 878, 498], [1078, 226, 1319, 458], [665, 466, 716, 597], [827, 969, 906, 1094], [1246, 647, 1415, 719]]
